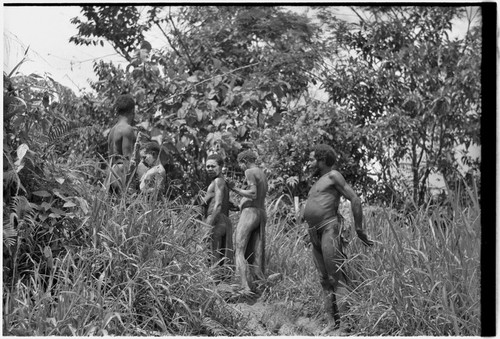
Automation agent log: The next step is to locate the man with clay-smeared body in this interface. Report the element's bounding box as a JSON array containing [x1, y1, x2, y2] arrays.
[[202, 154, 234, 270], [227, 150, 268, 293], [303, 144, 373, 331], [107, 94, 138, 194]]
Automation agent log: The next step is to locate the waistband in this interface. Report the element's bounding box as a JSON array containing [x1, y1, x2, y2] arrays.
[[310, 216, 341, 230]]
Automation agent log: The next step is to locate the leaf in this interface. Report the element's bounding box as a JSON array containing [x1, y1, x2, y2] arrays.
[[32, 190, 52, 198], [187, 75, 198, 83], [196, 109, 204, 122], [43, 245, 52, 258], [14, 144, 29, 167], [63, 201, 77, 208], [103, 312, 123, 328]]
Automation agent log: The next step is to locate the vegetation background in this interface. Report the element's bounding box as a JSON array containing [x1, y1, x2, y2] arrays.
[[3, 5, 487, 336]]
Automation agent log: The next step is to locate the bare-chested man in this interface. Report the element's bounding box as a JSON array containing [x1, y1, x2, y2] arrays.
[[303, 144, 373, 330], [202, 154, 234, 270], [226, 150, 268, 293], [107, 94, 139, 194]]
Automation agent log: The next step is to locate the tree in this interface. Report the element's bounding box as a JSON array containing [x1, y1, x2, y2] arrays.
[[316, 6, 481, 204], [70, 5, 323, 196]]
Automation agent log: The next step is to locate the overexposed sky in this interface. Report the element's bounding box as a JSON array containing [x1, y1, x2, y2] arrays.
[[3, 5, 124, 93], [4, 5, 480, 94]]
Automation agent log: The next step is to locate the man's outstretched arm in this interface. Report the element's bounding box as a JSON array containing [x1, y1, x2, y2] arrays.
[[329, 171, 373, 246]]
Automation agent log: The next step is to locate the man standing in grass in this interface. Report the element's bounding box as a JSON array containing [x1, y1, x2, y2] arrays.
[[138, 142, 166, 195], [107, 93, 139, 194], [302, 144, 373, 330], [202, 154, 234, 273], [227, 150, 268, 294]]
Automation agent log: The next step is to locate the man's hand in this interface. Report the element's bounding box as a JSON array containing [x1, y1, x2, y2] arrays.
[[228, 200, 240, 211], [356, 229, 374, 247], [225, 179, 235, 190], [206, 216, 214, 226]]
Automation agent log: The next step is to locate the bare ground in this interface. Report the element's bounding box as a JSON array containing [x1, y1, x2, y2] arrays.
[[216, 274, 349, 336]]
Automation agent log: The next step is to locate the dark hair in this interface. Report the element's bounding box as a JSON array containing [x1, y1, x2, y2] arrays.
[[207, 153, 224, 167], [313, 144, 336, 166], [140, 40, 152, 52], [115, 94, 135, 115], [143, 142, 161, 156], [237, 150, 257, 164]]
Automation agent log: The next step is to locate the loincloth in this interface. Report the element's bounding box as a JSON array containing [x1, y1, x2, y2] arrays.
[[212, 213, 231, 227], [240, 200, 266, 213], [308, 216, 350, 251]]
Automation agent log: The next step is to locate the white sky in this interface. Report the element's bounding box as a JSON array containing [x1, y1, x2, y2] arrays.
[[3, 5, 125, 93], [3, 5, 480, 94]]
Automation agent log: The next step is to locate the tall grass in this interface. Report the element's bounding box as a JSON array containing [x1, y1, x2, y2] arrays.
[[3, 185, 249, 336], [342, 186, 481, 335], [4, 180, 481, 335]]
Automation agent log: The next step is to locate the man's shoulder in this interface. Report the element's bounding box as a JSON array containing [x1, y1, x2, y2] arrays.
[[246, 166, 265, 176], [151, 164, 166, 175], [213, 177, 226, 186], [112, 122, 135, 136], [327, 170, 346, 184]]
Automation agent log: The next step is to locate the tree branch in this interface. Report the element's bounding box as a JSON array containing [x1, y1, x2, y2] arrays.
[[168, 6, 197, 71], [144, 62, 261, 113]]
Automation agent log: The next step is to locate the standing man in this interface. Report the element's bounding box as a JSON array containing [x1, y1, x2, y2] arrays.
[[302, 144, 373, 330], [202, 154, 234, 272], [107, 94, 139, 194], [227, 150, 268, 293], [139, 142, 166, 195]]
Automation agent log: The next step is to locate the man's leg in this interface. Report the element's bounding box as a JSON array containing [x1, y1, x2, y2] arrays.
[[251, 210, 266, 281], [311, 242, 336, 317], [234, 208, 260, 292], [320, 223, 347, 328], [223, 215, 234, 266], [210, 215, 226, 266], [109, 164, 125, 194]]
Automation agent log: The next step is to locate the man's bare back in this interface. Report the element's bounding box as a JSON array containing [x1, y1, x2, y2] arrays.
[[108, 121, 136, 163], [107, 94, 137, 194], [205, 177, 231, 217], [203, 155, 234, 271], [239, 167, 268, 210], [229, 150, 268, 292]]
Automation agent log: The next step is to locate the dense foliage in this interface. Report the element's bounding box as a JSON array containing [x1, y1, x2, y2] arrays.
[[315, 6, 481, 204], [3, 4, 482, 336]]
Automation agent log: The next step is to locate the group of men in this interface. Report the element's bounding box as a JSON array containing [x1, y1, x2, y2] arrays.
[[107, 93, 374, 329]]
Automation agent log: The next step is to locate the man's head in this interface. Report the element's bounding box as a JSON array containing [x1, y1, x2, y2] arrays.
[[206, 154, 224, 179], [138, 40, 152, 61], [237, 150, 257, 171], [142, 142, 161, 167], [115, 94, 135, 120], [310, 144, 336, 171]]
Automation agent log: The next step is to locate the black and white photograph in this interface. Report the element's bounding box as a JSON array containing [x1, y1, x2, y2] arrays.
[[3, 3, 487, 336]]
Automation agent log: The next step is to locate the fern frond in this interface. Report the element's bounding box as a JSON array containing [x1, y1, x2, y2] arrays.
[[11, 195, 36, 225], [201, 316, 227, 336], [3, 169, 26, 195], [3, 217, 17, 248], [47, 121, 84, 144]]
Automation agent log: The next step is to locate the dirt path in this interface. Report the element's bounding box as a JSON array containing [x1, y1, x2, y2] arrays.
[[217, 276, 347, 336]]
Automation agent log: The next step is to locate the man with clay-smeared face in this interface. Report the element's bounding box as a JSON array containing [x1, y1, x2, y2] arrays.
[[227, 150, 268, 293], [303, 144, 373, 331], [202, 154, 233, 271]]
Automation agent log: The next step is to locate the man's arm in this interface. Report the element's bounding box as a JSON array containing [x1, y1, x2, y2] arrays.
[[329, 171, 373, 246], [120, 126, 136, 160], [227, 170, 257, 199], [206, 178, 224, 225], [140, 166, 166, 193]]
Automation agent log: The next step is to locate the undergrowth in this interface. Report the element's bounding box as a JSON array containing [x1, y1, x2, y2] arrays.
[[3, 176, 481, 336]]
